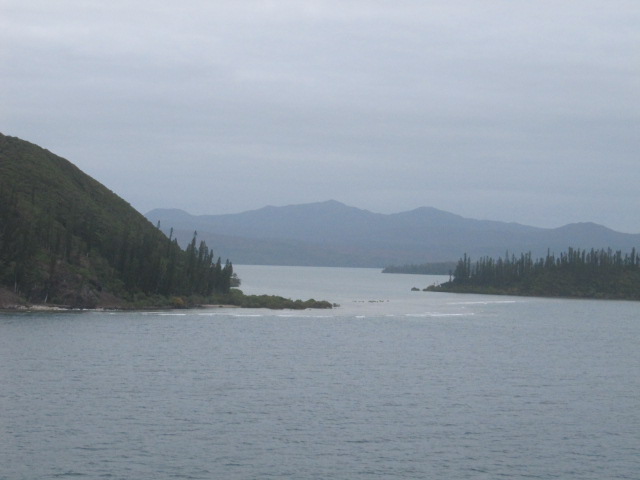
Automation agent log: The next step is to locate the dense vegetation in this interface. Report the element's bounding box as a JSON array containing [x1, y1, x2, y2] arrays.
[[0, 133, 233, 308], [382, 261, 456, 275], [426, 248, 640, 300], [212, 289, 334, 310]]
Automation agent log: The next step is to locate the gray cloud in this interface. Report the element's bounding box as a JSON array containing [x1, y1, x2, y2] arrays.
[[1, 0, 638, 232]]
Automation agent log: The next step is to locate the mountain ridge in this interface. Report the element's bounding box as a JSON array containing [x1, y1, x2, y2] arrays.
[[146, 201, 640, 268]]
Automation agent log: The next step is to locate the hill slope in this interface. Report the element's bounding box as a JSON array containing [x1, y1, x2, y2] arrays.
[[0, 133, 232, 307], [146, 201, 640, 267]]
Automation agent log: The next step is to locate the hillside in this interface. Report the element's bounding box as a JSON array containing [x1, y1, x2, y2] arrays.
[[0, 133, 233, 308], [146, 201, 640, 268]]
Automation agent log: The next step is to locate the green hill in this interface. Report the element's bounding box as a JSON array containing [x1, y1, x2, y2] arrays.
[[0, 133, 233, 308]]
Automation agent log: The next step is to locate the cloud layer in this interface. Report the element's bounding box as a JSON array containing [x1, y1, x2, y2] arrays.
[[2, 1, 638, 231]]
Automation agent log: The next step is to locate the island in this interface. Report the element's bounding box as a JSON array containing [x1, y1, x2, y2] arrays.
[[382, 261, 457, 275], [424, 249, 640, 301]]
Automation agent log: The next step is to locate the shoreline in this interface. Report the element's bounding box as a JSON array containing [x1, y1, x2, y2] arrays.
[[424, 285, 640, 302], [0, 290, 334, 312], [0, 303, 242, 313]]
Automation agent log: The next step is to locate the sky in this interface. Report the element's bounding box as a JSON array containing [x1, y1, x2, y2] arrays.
[[1, 1, 639, 233]]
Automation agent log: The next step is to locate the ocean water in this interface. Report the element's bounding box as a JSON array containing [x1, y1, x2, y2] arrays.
[[1, 265, 638, 479]]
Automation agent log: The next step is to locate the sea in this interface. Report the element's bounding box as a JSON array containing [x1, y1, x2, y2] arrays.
[[1, 265, 638, 479]]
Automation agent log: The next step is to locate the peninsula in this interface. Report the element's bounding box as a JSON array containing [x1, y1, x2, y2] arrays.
[[0, 133, 331, 310]]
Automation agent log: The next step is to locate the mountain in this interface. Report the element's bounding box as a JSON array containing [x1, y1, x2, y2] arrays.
[[0, 133, 233, 308], [146, 200, 640, 268]]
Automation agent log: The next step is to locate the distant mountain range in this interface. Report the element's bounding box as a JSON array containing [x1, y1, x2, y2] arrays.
[[146, 200, 640, 268]]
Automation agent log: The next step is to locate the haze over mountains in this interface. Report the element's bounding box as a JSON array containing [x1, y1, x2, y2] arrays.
[[146, 201, 640, 268]]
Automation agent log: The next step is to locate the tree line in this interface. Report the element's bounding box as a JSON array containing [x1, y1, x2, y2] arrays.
[[0, 179, 233, 306], [430, 247, 640, 300]]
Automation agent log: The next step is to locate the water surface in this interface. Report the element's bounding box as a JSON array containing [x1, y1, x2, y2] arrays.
[[1, 266, 638, 479]]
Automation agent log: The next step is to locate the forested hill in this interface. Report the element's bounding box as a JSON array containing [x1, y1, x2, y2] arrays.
[[0, 133, 233, 308]]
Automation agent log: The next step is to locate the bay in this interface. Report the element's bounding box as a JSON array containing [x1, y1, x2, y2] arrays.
[[1, 265, 638, 479]]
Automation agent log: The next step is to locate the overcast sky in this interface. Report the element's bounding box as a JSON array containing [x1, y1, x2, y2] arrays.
[[1, 1, 639, 232]]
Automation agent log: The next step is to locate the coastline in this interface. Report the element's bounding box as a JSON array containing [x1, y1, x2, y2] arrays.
[[424, 284, 640, 302], [0, 303, 242, 313], [0, 287, 334, 312]]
